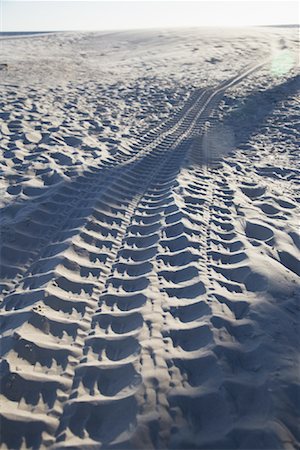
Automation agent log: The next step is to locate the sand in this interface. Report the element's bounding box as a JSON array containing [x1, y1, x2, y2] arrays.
[[0, 27, 299, 449]]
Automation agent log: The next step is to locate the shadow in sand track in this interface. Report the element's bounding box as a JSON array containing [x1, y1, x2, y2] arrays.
[[223, 74, 300, 149], [0, 83, 209, 298], [0, 166, 111, 295], [3, 62, 285, 448], [0, 131, 191, 297], [188, 74, 300, 167]]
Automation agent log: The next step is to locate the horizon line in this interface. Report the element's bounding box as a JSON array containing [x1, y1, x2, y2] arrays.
[[1, 23, 299, 33]]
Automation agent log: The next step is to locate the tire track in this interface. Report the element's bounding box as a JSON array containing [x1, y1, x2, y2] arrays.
[[0, 63, 265, 449], [0, 87, 203, 298], [53, 83, 219, 448]]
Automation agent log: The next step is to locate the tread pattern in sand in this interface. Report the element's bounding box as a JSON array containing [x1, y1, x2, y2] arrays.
[[1, 61, 299, 450]]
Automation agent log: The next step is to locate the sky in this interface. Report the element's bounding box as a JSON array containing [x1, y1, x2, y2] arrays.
[[0, 0, 299, 32]]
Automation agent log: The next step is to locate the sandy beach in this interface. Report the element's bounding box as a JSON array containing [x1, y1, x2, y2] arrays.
[[0, 27, 299, 449]]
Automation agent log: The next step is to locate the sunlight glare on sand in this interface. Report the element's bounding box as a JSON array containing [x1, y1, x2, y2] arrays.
[[271, 49, 295, 77]]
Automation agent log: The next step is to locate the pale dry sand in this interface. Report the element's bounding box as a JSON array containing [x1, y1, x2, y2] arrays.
[[0, 27, 299, 449]]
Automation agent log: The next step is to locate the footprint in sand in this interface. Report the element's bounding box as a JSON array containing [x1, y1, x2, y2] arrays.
[[240, 184, 266, 199], [245, 221, 274, 242]]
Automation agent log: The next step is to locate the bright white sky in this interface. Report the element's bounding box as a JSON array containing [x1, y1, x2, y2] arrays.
[[1, 1, 299, 32]]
